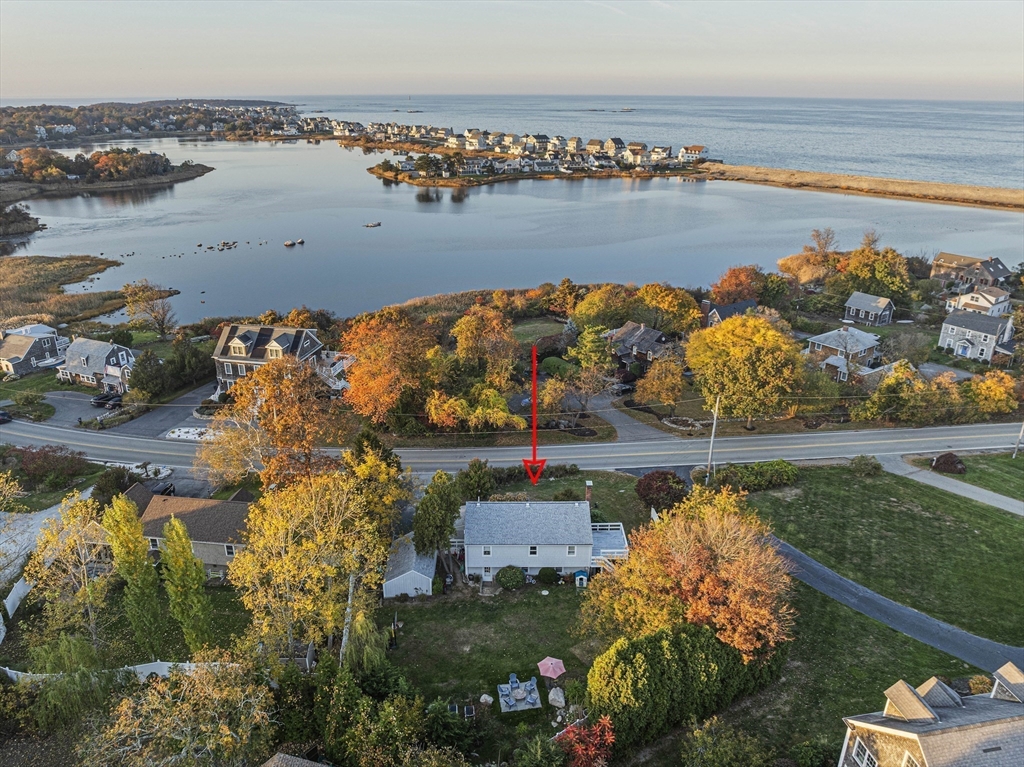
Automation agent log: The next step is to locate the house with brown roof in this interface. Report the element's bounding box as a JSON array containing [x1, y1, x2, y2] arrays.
[[606, 321, 670, 371], [585, 139, 604, 154], [930, 253, 1012, 290], [838, 662, 1024, 767], [211, 324, 324, 392]]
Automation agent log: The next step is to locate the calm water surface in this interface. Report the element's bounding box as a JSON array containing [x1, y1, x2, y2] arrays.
[[11, 138, 1024, 323]]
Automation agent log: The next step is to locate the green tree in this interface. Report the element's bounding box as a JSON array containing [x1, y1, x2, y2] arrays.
[[413, 471, 461, 574], [827, 231, 911, 300], [90, 466, 141, 508], [450, 305, 520, 390], [679, 716, 773, 767], [686, 315, 802, 430], [167, 334, 214, 386], [103, 495, 162, 660], [757, 273, 790, 309], [109, 328, 133, 347], [571, 284, 639, 330], [566, 324, 612, 371], [161, 517, 212, 654], [548, 277, 584, 316], [122, 279, 177, 338], [455, 458, 495, 502], [128, 349, 167, 399]]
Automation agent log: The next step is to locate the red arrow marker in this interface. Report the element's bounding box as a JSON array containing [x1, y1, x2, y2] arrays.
[[523, 344, 546, 485]]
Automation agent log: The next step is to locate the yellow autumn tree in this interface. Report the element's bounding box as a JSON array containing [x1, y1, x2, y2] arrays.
[[636, 283, 701, 335], [450, 305, 520, 390], [635, 356, 688, 416], [965, 370, 1018, 416]]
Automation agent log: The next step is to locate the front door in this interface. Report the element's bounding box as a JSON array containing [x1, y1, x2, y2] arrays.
[[483, 567, 492, 582], [956, 341, 972, 358]]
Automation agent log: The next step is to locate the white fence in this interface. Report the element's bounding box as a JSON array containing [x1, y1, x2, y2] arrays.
[[0, 576, 32, 647], [1, 660, 201, 684]]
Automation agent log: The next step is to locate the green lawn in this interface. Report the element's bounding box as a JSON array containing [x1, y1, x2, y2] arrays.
[[4, 402, 56, 422], [749, 466, 1024, 645], [634, 583, 977, 764], [512, 318, 566, 344], [0, 371, 96, 399], [383, 586, 590, 761], [499, 469, 648, 532], [943, 453, 1022, 502]]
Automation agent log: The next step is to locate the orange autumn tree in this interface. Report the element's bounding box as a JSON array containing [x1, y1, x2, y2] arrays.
[[709, 265, 766, 305], [341, 307, 436, 424], [579, 486, 794, 661]]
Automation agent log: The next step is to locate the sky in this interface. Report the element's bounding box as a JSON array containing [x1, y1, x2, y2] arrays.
[[1, 0, 1022, 103]]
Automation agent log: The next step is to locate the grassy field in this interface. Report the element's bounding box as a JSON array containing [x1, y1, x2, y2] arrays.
[[0, 456, 106, 513], [0, 583, 250, 671], [0, 254, 124, 326], [383, 585, 590, 761], [749, 466, 1024, 645], [912, 452, 1023, 502], [512, 317, 565, 344], [499, 469, 648, 532]]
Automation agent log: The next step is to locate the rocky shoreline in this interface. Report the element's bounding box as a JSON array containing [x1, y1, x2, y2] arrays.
[[0, 162, 215, 206]]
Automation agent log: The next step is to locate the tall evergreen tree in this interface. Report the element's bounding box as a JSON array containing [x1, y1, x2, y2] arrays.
[[161, 517, 212, 654]]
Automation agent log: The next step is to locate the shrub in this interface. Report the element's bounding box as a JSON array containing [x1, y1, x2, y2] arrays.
[[10, 445, 89, 490], [680, 717, 773, 767], [109, 328, 133, 347], [90, 466, 142, 508], [635, 470, 688, 510], [456, 458, 496, 501], [850, 455, 882, 477], [11, 392, 43, 407], [496, 565, 526, 591], [489, 491, 529, 501], [553, 487, 582, 502], [932, 452, 966, 474], [712, 460, 798, 492], [790, 738, 842, 767], [537, 567, 559, 585], [969, 674, 994, 695]]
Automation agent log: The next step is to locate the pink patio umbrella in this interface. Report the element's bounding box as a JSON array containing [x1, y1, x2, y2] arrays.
[[537, 656, 566, 680]]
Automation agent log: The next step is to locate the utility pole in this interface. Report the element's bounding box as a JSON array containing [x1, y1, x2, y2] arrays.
[[706, 394, 721, 485], [1012, 421, 1024, 460]]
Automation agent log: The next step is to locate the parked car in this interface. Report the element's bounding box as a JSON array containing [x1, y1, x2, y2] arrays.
[[104, 396, 123, 410], [610, 383, 635, 395], [151, 482, 175, 496], [91, 392, 114, 407], [0, 410, 12, 424]]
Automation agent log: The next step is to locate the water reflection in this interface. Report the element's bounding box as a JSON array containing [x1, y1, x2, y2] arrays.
[[451, 189, 468, 203], [415, 188, 443, 204]]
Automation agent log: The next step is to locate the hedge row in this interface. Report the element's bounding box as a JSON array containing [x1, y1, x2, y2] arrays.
[[587, 625, 786, 749], [693, 459, 798, 493], [489, 463, 580, 487]]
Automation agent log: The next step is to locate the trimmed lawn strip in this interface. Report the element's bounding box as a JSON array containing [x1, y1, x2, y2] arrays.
[[749, 466, 1024, 645], [5, 402, 56, 422], [382, 586, 590, 761], [12, 464, 106, 513], [499, 470, 648, 532], [0, 371, 97, 399], [910, 453, 1023, 502]]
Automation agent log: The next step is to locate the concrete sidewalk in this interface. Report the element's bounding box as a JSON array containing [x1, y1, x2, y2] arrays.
[[877, 454, 1023, 516], [775, 538, 1024, 672]]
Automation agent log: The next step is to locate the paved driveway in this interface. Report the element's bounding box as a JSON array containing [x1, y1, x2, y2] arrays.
[[42, 391, 102, 428], [114, 383, 216, 438], [918, 362, 975, 383]]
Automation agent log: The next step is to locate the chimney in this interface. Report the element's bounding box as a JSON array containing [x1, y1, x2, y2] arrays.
[[585, 480, 593, 502]]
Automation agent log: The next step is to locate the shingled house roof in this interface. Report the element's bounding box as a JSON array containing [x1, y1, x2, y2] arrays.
[[933, 253, 1012, 281], [384, 533, 436, 582], [607, 321, 669, 358], [942, 310, 1012, 336], [844, 291, 894, 313], [464, 501, 593, 547], [127, 485, 249, 545], [212, 325, 322, 363], [0, 334, 36, 364]]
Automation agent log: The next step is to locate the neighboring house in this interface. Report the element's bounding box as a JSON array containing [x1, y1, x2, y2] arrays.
[[606, 321, 670, 370], [650, 145, 673, 162], [382, 533, 435, 598], [844, 292, 895, 326], [57, 338, 139, 392], [456, 500, 627, 582], [930, 252, 1012, 289], [0, 324, 68, 376], [585, 139, 604, 154], [700, 298, 758, 328], [211, 324, 324, 392], [445, 135, 467, 149], [626, 141, 648, 153], [5, 149, 20, 162], [838, 662, 1024, 767], [604, 137, 625, 156], [939, 310, 1014, 362], [804, 326, 881, 382], [945, 286, 1012, 316], [679, 145, 708, 162], [566, 137, 584, 152], [127, 484, 249, 576]]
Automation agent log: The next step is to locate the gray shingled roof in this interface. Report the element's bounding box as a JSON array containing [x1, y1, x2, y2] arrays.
[[464, 501, 593, 546], [943, 310, 1011, 335], [917, 677, 963, 709], [806, 326, 879, 353], [61, 338, 117, 377], [844, 291, 893, 313], [139, 494, 250, 545], [384, 533, 436, 582], [609, 321, 668, 357], [0, 334, 36, 363], [709, 298, 758, 322], [212, 325, 322, 363]]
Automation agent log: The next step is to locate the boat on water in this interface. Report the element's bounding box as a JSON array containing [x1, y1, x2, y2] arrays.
[[284, 240, 296, 247], [364, 222, 382, 228], [621, 107, 635, 112], [296, 238, 305, 244]]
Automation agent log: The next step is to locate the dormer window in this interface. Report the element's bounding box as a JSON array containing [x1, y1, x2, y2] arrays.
[[267, 348, 282, 359], [81, 356, 88, 365], [230, 343, 246, 356]]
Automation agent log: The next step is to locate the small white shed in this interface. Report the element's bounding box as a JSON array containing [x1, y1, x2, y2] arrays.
[[383, 533, 435, 599]]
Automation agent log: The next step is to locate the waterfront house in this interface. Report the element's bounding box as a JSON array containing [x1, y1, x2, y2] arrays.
[[837, 662, 1024, 767], [700, 298, 758, 328], [930, 253, 1011, 289], [446, 135, 467, 149], [650, 145, 674, 162], [621, 148, 652, 166], [566, 137, 584, 152], [382, 533, 435, 598], [585, 139, 604, 153], [844, 292, 895, 326], [525, 134, 550, 152], [548, 136, 567, 150], [5, 150, 21, 162], [57, 338, 140, 393], [626, 141, 648, 153], [461, 158, 486, 175], [945, 286, 1011, 316], [680, 145, 708, 162], [211, 324, 324, 392], [456, 500, 627, 582], [939, 310, 1014, 362], [502, 133, 520, 146], [604, 138, 625, 156], [465, 132, 486, 151], [532, 159, 557, 173], [0, 324, 68, 376], [804, 326, 880, 382], [607, 321, 670, 370]]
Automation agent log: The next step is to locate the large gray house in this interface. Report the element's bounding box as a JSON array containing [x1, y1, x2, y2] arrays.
[[57, 338, 139, 393], [939, 310, 1014, 362], [211, 324, 323, 392], [456, 500, 628, 583], [0, 324, 69, 376], [844, 292, 895, 326]]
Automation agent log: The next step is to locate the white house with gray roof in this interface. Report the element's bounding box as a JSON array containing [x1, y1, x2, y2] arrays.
[[939, 311, 1014, 362], [839, 662, 1024, 767], [382, 533, 435, 598], [457, 501, 627, 583]]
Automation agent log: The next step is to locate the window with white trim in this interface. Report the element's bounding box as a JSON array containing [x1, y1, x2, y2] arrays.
[[268, 347, 282, 359], [237, 364, 245, 376], [813, 342, 822, 351], [902, 753, 921, 767], [567, 545, 576, 556], [853, 738, 877, 767], [483, 567, 491, 575], [224, 362, 232, 375], [482, 546, 491, 556], [149, 538, 159, 550], [529, 546, 538, 556], [225, 544, 236, 557]]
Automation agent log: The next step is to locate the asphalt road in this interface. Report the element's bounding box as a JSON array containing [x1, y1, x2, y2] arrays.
[[0, 419, 1018, 474]]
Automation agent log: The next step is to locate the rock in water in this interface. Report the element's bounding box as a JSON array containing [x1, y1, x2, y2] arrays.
[[548, 688, 565, 708]]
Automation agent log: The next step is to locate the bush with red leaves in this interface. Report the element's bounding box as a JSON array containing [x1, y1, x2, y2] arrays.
[[557, 715, 615, 767], [635, 469, 688, 511], [10, 445, 89, 491]]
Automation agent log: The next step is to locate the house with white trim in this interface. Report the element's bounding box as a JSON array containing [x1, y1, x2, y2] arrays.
[[0, 324, 68, 376], [939, 311, 1014, 362], [679, 145, 708, 162], [945, 286, 1011, 317], [211, 324, 324, 392], [844, 292, 895, 326], [803, 326, 881, 382], [57, 338, 140, 393], [838, 662, 1024, 767]]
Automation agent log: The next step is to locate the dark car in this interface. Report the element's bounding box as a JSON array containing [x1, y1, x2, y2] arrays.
[[104, 395, 123, 410], [91, 392, 114, 407], [151, 482, 175, 496], [0, 410, 12, 424]]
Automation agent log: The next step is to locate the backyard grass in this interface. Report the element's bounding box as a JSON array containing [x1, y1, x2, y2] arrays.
[[4, 401, 56, 422], [911, 452, 1023, 502], [748, 466, 1024, 646], [0, 370, 96, 398], [499, 469, 648, 532], [383, 585, 590, 761], [3, 462, 107, 513], [512, 317, 565, 344]]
